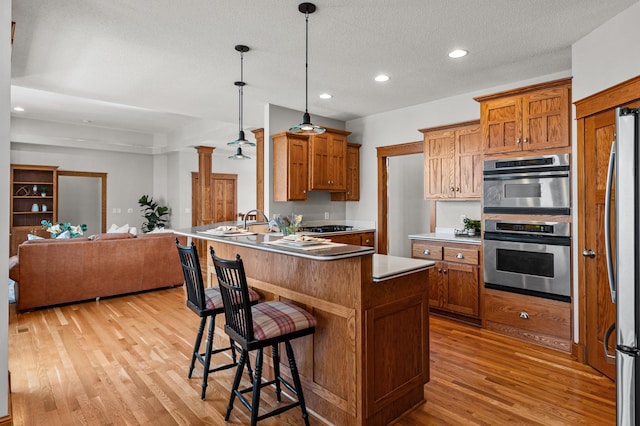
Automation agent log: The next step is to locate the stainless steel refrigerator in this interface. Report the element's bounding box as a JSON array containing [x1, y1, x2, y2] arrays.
[[606, 107, 640, 425]]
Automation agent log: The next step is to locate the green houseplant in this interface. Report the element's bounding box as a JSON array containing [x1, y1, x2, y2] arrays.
[[463, 218, 481, 235], [138, 195, 169, 233]]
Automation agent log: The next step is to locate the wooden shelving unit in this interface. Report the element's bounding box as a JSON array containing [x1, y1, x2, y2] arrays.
[[10, 164, 58, 256]]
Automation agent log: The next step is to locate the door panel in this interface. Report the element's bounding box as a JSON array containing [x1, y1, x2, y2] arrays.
[[584, 109, 616, 380]]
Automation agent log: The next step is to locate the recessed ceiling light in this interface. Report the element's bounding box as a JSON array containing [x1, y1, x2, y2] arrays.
[[448, 49, 468, 58], [13, 106, 24, 112], [319, 93, 332, 99], [82, 119, 92, 123], [374, 74, 390, 82]]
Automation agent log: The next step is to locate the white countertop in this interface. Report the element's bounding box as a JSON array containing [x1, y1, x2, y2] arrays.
[[408, 232, 481, 245], [372, 254, 434, 282]]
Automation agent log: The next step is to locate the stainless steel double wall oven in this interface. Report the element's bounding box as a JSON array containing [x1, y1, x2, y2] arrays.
[[482, 154, 571, 301]]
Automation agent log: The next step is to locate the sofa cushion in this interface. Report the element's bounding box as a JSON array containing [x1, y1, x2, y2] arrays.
[[107, 223, 131, 233], [91, 232, 135, 241], [27, 233, 44, 240]]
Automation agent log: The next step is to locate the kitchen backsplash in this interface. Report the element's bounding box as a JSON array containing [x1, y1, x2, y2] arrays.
[[436, 200, 482, 231]]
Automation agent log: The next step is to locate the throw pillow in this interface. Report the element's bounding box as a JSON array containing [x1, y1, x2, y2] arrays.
[[27, 233, 44, 240], [107, 223, 131, 234], [56, 230, 71, 239]]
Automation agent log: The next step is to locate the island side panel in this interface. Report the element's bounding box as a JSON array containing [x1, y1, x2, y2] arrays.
[[363, 269, 430, 426], [207, 240, 370, 426]]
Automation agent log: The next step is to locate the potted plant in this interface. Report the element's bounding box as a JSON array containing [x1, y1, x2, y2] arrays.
[[463, 218, 481, 236], [40, 186, 48, 197], [138, 195, 170, 233]]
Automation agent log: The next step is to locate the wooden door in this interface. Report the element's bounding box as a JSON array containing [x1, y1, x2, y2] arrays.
[[480, 96, 521, 154], [191, 173, 237, 224], [444, 262, 479, 317], [522, 86, 570, 150], [455, 125, 483, 198], [584, 109, 616, 380], [424, 131, 454, 198], [428, 263, 445, 308]]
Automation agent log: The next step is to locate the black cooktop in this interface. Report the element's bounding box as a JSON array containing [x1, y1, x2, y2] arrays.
[[301, 225, 354, 233]]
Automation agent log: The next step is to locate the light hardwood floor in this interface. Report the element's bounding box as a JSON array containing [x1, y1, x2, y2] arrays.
[[8, 287, 615, 425]]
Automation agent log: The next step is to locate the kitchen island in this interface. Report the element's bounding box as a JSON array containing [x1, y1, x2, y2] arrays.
[[175, 226, 434, 425]]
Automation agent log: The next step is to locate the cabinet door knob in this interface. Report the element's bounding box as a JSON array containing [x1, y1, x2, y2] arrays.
[[450, 187, 455, 192], [523, 137, 528, 143], [456, 253, 464, 259], [423, 249, 431, 255], [365, 239, 370, 244], [437, 268, 442, 273], [443, 269, 448, 274], [519, 311, 529, 319], [582, 249, 596, 258], [516, 138, 521, 144], [456, 187, 460, 192]]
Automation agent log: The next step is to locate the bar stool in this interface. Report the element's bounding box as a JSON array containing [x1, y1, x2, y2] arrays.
[[210, 247, 317, 426], [175, 240, 260, 399]]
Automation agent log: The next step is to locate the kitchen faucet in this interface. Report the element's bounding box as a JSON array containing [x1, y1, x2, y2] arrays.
[[243, 209, 269, 230]]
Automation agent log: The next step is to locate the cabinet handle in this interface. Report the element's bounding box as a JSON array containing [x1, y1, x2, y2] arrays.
[[450, 187, 455, 192], [437, 268, 442, 273], [523, 137, 528, 143], [443, 269, 448, 274], [456, 187, 460, 192], [519, 311, 529, 319], [456, 253, 464, 259], [365, 239, 371, 244], [423, 249, 431, 255], [582, 249, 596, 258], [516, 138, 521, 144]]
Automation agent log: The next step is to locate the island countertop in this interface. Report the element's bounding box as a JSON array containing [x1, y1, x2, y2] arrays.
[[373, 254, 434, 282], [174, 225, 374, 260]]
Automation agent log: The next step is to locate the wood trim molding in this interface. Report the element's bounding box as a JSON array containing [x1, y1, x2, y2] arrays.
[[473, 77, 572, 103], [418, 119, 480, 134], [251, 128, 264, 212], [376, 141, 424, 254], [195, 146, 214, 226], [57, 170, 108, 233], [575, 74, 640, 119]]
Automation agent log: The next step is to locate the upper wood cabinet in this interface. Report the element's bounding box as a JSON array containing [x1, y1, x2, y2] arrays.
[[475, 78, 571, 154], [308, 128, 349, 192], [420, 120, 482, 199], [272, 127, 351, 201], [331, 143, 361, 201], [273, 132, 309, 201]]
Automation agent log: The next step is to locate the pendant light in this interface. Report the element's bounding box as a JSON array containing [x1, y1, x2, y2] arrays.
[[228, 44, 255, 148], [289, 2, 325, 134], [229, 146, 251, 160]]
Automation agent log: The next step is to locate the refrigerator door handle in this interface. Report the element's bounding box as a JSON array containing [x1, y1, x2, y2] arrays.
[[604, 141, 616, 303], [604, 321, 616, 364]]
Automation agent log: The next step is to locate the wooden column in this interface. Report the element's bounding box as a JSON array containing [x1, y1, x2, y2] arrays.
[[251, 128, 264, 213], [195, 146, 214, 226]]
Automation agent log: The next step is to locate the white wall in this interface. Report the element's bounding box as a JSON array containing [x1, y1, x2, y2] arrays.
[[1, 2, 10, 418], [10, 142, 154, 230], [346, 70, 571, 229]]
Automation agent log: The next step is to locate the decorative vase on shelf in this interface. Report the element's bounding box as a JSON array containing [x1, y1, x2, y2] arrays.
[[31, 203, 39, 212]]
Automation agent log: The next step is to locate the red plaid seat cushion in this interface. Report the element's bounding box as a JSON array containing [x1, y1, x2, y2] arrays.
[[205, 286, 261, 311], [251, 301, 317, 341]]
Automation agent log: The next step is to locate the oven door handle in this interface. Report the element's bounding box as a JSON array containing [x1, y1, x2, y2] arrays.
[[482, 172, 570, 181], [605, 141, 616, 304]]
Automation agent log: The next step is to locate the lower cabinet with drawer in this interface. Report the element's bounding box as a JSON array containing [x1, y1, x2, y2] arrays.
[[411, 240, 480, 322], [484, 288, 571, 352], [329, 231, 375, 247]]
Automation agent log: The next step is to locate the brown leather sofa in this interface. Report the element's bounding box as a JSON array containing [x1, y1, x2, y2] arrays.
[[9, 232, 185, 312]]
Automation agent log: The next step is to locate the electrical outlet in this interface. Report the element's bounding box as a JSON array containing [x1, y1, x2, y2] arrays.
[[324, 212, 330, 220], [127, 208, 133, 213]]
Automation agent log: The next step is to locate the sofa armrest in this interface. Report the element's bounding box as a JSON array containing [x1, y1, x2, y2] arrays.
[[9, 255, 19, 281]]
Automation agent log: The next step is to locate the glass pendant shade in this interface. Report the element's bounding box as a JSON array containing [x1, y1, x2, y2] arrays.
[[228, 45, 256, 148], [289, 3, 325, 135], [229, 146, 251, 160]]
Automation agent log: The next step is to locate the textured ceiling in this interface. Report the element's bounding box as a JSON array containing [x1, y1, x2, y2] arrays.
[[9, 0, 639, 150]]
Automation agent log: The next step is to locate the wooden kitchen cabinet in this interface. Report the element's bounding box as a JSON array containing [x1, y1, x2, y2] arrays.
[[331, 143, 360, 201], [412, 240, 480, 320], [308, 128, 349, 192], [420, 120, 482, 199], [10, 164, 58, 256], [273, 132, 309, 201], [475, 78, 571, 154], [484, 288, 571, 352], [329, 231, 374, 247]]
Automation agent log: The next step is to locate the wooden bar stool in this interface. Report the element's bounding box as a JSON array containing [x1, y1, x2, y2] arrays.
[[175, 240, 260, 399], [210, 248, 317, 426]]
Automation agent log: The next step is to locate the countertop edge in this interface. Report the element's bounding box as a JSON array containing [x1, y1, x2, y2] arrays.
[[408, 233, 481, 245]]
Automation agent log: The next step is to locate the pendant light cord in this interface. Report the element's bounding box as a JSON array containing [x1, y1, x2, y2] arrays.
[[305, 10, 309, 114], [238, 50, 244, 133]]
